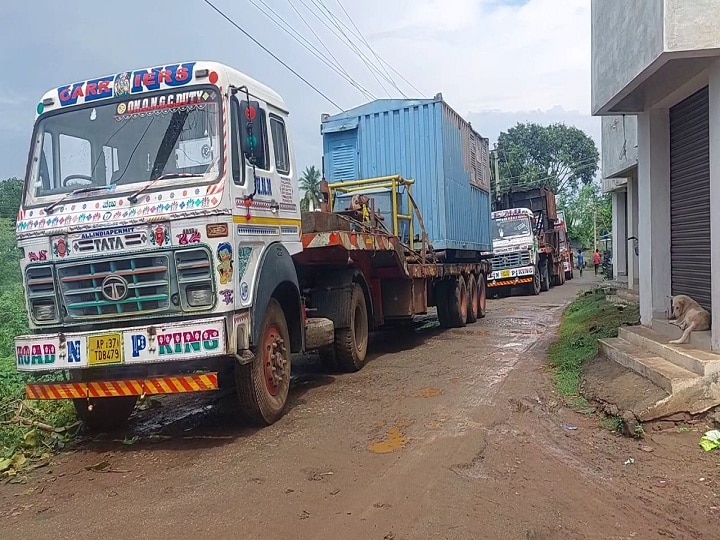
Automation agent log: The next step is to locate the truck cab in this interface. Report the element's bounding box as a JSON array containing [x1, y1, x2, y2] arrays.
[[489, 208, 542, 296], [16, 61, 306, 429]]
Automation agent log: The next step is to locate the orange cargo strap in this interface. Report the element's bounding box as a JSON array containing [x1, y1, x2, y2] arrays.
[[26, 373, 219, 400]]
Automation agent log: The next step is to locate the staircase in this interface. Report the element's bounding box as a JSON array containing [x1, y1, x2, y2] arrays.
[[599, 324, 720, 421]]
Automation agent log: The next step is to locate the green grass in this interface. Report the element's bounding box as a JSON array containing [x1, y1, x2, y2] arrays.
[[549, 290, 640, 406]]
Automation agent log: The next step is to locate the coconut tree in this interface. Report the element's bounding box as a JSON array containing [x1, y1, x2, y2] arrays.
[[299, 166, 321, 211]]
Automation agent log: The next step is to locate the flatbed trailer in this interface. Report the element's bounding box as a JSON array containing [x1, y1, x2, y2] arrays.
[[295, 176, 492, 371]]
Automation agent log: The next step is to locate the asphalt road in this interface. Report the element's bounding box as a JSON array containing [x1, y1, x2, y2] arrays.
[[1, 273, 718, 540]]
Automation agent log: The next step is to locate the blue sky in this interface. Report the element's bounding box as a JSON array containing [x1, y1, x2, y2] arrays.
[[0, 0, 595, 180]]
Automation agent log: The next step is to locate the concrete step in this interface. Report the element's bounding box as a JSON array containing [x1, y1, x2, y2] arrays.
[[652, 318, 711, 351], [620, 326, 720, 377], [598, 337, 699, 394]]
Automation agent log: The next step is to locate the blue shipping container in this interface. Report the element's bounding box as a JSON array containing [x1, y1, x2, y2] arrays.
[[321, 98, 492, 255]]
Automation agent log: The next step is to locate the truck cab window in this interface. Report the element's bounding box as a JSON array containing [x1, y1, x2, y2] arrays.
[[58, 134, 93, 188], [270, 115, 290, 176]]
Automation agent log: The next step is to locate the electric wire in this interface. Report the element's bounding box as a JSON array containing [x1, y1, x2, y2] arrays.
[[203, 0, 343, 110]]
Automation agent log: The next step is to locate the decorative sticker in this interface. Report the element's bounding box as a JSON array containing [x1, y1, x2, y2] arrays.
[[240, 282, 250, 302], [52, 238, 70, 258], [150, 224, 169, 247], [177, 227, 202, 245], [28, 250, 48, 262], [220, 289, 234, 305], [237, 247, 253, 281], [114, 89, 213, 119], [217, 243, 233, 285]]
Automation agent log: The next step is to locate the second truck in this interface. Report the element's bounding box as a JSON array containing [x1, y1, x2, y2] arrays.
[[488, 187, 570, 296], [14, 62, 493, 430]]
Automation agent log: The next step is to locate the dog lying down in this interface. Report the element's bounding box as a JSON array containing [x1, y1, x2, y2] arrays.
[[668, 294, 711, 345]]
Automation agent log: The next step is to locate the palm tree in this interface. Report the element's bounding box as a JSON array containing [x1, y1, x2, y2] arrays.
[[299, 166, 321, 212]]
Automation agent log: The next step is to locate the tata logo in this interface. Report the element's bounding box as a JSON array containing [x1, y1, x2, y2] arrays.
[[94, 236, 125, 252], [102, 275, 129, 302]]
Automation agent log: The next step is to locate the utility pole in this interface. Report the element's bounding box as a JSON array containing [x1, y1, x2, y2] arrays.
[[492, 146, 501, 205], [593, 195, 598, 253]]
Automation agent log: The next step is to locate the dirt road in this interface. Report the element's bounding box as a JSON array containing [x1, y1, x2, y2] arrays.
[[2, 274, 718, 539]]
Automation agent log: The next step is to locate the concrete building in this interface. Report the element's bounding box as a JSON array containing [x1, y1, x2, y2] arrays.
[[592, 0, 720, 352]]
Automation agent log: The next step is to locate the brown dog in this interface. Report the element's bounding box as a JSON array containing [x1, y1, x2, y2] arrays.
[[667, 294, 711, 345]]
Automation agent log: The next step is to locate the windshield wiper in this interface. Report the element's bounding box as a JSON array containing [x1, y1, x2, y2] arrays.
[[127, 173, 204, 204], [44, 186, 110, 215]]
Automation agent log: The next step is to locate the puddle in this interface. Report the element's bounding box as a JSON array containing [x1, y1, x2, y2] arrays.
[[368, 427, 410, 454]]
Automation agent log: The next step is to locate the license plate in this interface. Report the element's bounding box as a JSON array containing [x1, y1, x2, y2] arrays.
[[500, 270, 512, 278], [88, 334, 123, 366]]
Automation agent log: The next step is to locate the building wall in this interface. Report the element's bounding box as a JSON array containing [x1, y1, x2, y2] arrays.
[[665, 0, 720, 51], [602, 116, 639, 180], [591, 0, 665, 115]]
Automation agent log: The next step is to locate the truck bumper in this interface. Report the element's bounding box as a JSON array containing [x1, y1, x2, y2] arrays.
[[15, 317, 227, 373], [488, 265, 535, 287], [26, 373, 219, 401]]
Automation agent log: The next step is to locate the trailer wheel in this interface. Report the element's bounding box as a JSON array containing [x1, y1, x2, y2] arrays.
[[478, 273, 487, 318], [528, 265, 541, 296], [466, 274, 478, 324], [334, 284, 369, 373], [236, 298, 291, 425], [435, 280, 451, 328], [73, 397, 137, 432], [447, 276, 468, 328]]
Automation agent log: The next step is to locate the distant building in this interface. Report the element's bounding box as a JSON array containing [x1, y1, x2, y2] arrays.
[[592, 0, 720, 350]]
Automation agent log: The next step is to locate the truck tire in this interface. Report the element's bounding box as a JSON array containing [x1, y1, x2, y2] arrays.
[[477, 273, 487, 318], [236, 298, 291, 425], [447, 276, 468, 328], [73, 397, 137, 432], [540, 262, 551, 292], [435, 280, 451, 328], [334, 284, 369, 372], [466, 274, 478, 324], [528, 265, 541, 296]]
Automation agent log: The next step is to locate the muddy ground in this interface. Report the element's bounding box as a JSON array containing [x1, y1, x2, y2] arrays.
[[1, 274, 718, 540]]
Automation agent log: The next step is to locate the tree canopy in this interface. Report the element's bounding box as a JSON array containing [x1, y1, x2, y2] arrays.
[[558, 182, 612, 250], [0, 177, 23, 221], [299, 166, 321, 212], [496, 123, 599, 196]]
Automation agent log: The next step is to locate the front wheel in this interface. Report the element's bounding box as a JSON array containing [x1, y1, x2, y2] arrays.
[[540, 262, 551, 292], [527, 266, 541, 296], [236, 298, 292, 426]]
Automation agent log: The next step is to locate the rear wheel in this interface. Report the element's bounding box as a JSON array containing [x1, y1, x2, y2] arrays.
[[74, 397, 137, 432], [447, 276, 468, 328], [334, 284, 369, 373], [236, 298, 291, 425], [466, 274, 478, 324], [477, 273, 487, 318], [436, 280, 451, 328], [540, 261, 551, 292]]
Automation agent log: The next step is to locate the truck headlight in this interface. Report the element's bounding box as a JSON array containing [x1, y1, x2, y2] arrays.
[[187, 285, 213, 307], [33, 302, 56, 321]]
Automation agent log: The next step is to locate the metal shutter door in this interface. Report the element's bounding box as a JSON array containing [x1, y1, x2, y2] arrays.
[[669, 87, 711, 310]]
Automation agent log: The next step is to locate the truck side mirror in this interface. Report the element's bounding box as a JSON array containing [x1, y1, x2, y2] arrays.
[[235, 97, 266, 168]]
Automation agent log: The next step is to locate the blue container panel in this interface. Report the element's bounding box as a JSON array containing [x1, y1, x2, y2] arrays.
[[441, 106, 492, 252], [322, 99, 491, 253]]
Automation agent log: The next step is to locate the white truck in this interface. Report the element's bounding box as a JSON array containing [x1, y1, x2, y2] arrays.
[[15, 61, 492, 431]]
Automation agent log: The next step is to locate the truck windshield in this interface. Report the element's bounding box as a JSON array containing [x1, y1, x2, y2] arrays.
[[492, 216, 532, 240], [25, 87, 222, 204]]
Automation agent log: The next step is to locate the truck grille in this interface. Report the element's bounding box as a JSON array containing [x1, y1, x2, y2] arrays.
[[58, 255, 171, 319], [490, 251, 532, 272], [25, 265, 58, 323]]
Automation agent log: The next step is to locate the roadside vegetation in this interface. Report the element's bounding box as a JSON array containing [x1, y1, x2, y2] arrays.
[[549, 289, 640, 410], [0, 179, 79, 480]]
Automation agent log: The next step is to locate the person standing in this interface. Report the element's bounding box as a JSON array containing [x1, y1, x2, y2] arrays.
[[577, 249, 585, 277], [594, 249, 602, 275]]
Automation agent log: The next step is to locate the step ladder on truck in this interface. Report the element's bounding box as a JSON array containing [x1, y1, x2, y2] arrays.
[[14, 61, 493, 431]]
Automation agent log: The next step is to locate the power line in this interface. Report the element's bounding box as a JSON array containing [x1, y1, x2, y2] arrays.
[[247, 0, 377, 101], [307, 0, 396, 97], [297, 0, 402, 97], [203, 0, 343, 110], [319, 0, 425, 97]]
